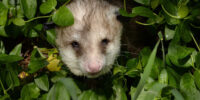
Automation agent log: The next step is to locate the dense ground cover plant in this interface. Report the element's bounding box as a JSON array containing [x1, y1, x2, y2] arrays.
[[0, 0, 200, 100]]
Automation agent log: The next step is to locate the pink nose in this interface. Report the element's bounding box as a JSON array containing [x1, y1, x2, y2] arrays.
[[87, 62, 101, 73]]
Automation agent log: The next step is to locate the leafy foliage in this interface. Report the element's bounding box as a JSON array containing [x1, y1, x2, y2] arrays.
[[0, 0, 200, 100]]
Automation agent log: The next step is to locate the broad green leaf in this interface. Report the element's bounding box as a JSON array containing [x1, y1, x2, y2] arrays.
[[28, 58, 48, 73], [47, 82, 70, 100], [175, 22, 192, 43], [28, 48, 48, 73], [39, 94, 47, 100], [0, 3, 8, 25], [195, 52, 200, 68], [0, 54, 23, 63], [164, 26, 175, 40], [180, 73, 200, 100], [113, 84, 127, 100], [119, 9, 135, 17], [13, 18, 25, 26], [134, 0, 150, 5], [9, 43, 22, 56], [20, 0, 37, 19], [28, 29, 39, 37], [5, 63, 20, 88], [46, 29, 56, 45], [52, 6, 74, 26], [167, 42, 195, 67], [151, 0, 160, 9], [130, 86, 136, 100], [125, 58, 140, 77], [133, 40, 160, 100], [21, 82, 40, 100], [57, 78, 81, 100], [113, 65, 126, 75], [34, 75, 49, 91], [132, 6, 156, 19], [171, 89, 184, 100], [0, 41, 5, 54], [194, 70, 200, 89], [161, 0, 189, 19], [40, 0, 57, 14], [137, 82, 166, 100], [0, 26, 8, 37], [139, 47, 151, 66], [158, 69, 168, 85], [78, 90, 97, 100]]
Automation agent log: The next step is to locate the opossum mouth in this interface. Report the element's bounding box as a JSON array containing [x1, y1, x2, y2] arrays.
[[87, 71, 101, 76]]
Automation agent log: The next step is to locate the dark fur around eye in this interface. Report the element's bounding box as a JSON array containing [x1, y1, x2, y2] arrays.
[[101, 38, 110, 46], [71, 41, 80, 49]]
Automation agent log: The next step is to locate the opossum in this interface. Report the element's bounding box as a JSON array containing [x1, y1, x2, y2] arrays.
[[56, 0, 123, 78]]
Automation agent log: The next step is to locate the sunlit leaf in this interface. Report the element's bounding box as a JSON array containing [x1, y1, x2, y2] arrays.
[[20, 0, 37, 19], [21, 82, 40, 100], [34, 75, 49, 91], [40, 0, 57, 14], [52, 6, 74, 26], [47, 82, 70, 100]]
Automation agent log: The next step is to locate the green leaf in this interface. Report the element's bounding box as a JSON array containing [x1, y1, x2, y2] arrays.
[[151, 0, 160, 9], [161, 0, 189, 19], [47, 82, 70, 100], [0, 3, 8, 26], [125, 58, 141, 77], [9, 43, 22, 56], [39, 94, 48, 100], [20, 0, 37, 19], [13, 18, 25, 26], [164, 26, 175, 40], [133, 40, 160, 100], [5, 63, 20, 88], [167, 42, 195, 67], [119, 9, 135, 17], [0, 54, 23, 63], [0, 26, 8, 37], [46, 29, 56, 45], [137, 82, 166, 100], [180, 73, 200, 100], [158, 69, 168, 85], [28, 58, 48, 73], [78, 90, 96, 100], [52, 6, 74, 26], [171, 89, 184, 100], [113, 84, 127, 100], [132, 6, 156, 19], [134, 0, 150, 5], [175, 22, 192, 43], [57, 78, 81, 100], [34, 75, 49, 91], [40, 0, 57, 14], [21, 82, 40, 100], [194, 70, 200, 89], [0, 41, 5, 54], [28, 48, 48, 73], [28, 29, 39, 38], [195, 52, 200, 68]]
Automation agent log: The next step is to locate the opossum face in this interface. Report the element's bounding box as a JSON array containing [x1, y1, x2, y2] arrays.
[[56, 0, 122, 78]]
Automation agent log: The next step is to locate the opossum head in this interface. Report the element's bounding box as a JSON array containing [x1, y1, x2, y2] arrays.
[[56, 0, 122, 78]]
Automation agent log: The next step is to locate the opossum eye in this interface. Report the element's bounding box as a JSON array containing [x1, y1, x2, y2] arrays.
[[101, 38, 110, 46], [71, 41, 80, 49]]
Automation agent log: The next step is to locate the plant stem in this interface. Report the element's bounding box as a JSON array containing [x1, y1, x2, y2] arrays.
[[190, 33, 200, 51], [25, 15, 52, 23], [161, 38, 166, 68], [124, 0, 126, 11], [0, 78, 7, 95], [63, 0, 71, 6]]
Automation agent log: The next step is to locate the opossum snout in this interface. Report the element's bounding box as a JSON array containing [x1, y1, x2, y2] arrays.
[[85, 61, 102, 74]]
